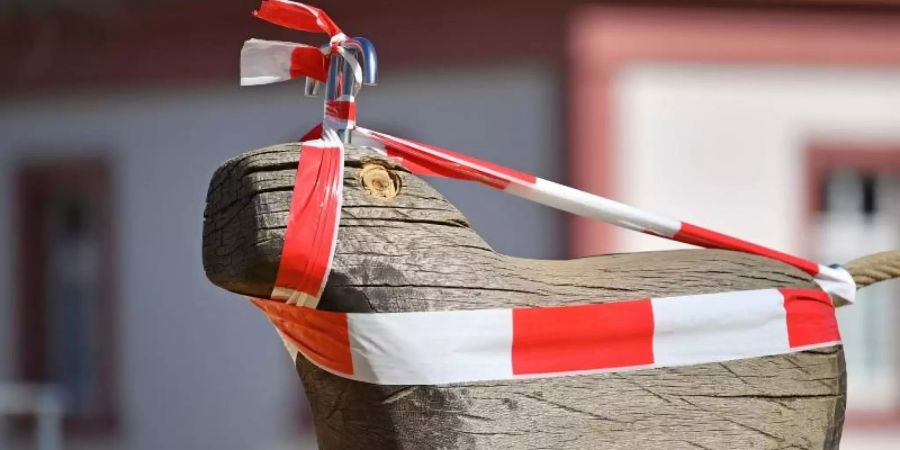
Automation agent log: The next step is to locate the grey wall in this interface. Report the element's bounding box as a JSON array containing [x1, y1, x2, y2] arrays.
[[0, 62, 560, 450]]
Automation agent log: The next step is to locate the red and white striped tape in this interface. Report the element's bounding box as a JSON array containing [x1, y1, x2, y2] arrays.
[[243, 0, 363, 140], [254, 0, 343, 37], [269, 131, 344, 308], [240, 39, 328, 86], [349, 127, 856, 304], [241, 0, 358, 86], [324, 96, 357, 131], [239, 38, 362, 86], [253, 288, 840, 385], [239, 0, 853, 386]]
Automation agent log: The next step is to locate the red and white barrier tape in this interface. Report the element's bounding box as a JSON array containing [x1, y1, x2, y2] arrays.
[[253, 288, 840, 385], [270, 130, 344, 308], [324, 95, 357, 131], [255, 0, 343, 38], [242, 1, 363, 139], [240, 0, 853, 385], [242, 0, 361, 89], [348, 127, 856, 304], [240, 39, 328, 85]]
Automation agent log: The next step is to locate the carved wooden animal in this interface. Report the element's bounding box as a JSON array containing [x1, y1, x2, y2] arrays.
[[203, 143, 845, 450]]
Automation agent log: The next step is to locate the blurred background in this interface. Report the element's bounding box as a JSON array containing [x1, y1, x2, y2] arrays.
[[0, 0, 898, 449]]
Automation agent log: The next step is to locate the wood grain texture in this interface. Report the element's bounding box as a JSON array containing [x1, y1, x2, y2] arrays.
[[203, 143, 846, 450]]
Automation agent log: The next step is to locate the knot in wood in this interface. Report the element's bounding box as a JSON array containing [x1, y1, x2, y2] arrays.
[[360, 162, 400, 199]]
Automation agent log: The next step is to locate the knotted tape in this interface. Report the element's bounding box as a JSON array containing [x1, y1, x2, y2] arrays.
[[240, 0, 854, 385], [242, 0, 362, 128]]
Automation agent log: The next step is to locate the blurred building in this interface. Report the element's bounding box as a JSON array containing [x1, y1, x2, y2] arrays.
[[0, 1, 898, 449]]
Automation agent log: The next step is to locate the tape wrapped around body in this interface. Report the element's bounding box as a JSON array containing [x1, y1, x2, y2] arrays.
[[202, 143, 845, 450]]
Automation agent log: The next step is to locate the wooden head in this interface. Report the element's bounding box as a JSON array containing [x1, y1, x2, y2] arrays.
[[203, 143, 845, 449]]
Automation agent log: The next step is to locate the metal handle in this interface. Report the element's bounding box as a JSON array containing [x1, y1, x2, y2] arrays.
[[318, 36, 379, 142], [304, 35, 378, 98]]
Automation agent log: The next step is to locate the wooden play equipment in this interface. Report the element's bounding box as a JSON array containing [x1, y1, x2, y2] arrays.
[[202, 142, 898, 449], [203, 2, 900, 447]]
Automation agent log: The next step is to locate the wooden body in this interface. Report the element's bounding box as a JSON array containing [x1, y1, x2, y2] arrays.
[[203, 143, 845, 449]]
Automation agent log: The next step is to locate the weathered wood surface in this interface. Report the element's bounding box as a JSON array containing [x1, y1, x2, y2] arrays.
[[203, 143, 846, 450]]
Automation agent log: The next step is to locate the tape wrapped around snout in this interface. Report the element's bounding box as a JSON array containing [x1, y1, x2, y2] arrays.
[[253, 288, 840, 385]]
